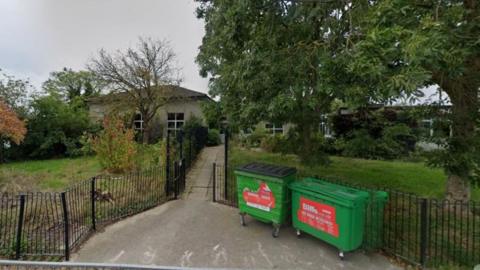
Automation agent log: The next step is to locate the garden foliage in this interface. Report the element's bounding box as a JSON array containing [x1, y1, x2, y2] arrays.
[[92, 116, 137, 173]]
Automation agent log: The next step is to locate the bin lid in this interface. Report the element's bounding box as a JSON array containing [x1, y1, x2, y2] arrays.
[[235, 162, 297, 178], [290, 178, 369, 206]]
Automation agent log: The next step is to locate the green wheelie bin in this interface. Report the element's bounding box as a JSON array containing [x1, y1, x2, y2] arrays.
[[290, 178, 369, 259], [235, 162, 297, 237]]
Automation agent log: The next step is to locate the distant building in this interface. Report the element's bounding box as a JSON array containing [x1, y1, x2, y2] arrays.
[[87, 86, 212, 140]]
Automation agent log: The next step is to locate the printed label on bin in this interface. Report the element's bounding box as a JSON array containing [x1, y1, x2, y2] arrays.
[[298, 197, 339, 237], [243, 182, 275, 212]]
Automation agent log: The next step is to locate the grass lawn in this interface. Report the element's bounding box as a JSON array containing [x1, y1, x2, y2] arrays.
[[0, 146, 162, 193], [0, 156, 102, 192], [230, 147, 480, 200]]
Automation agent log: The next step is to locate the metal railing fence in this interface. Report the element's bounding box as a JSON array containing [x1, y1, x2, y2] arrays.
[[211, 163, 480, 268]]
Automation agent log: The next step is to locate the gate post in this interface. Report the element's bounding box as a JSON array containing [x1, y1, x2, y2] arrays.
[[174, 161, 179, 200], [419, 198, 428, 266], [61, 192, 70, 261], [90, 177, 96, 231], [182, 158, 186, 192], [212, 163, 216, 202], [188, 132, 192, 168], [165, 133, 170, 196], [224, 129, 229, 200], [15, 195, 26, 260], [179, 131, 184, 160]]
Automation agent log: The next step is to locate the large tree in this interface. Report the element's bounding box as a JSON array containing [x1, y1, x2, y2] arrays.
[[43, 68, 103, 104], [0, 69, 31, 117], [343, 0, 480, 201], [0, 100, 26, 162], [196, 0, 364, 163], [197, 0, 479, 200], [0, 100, 26, 145], [89, 37, 182, 143]]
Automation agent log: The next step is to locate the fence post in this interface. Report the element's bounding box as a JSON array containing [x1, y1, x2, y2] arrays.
[[419, 198, 428, 266], [179, 131, 184, 160], [90, 177, 96, 231], [61, 192, 70, 261], [174, 161, 179, 200], [166, 133, 170, 196], [15, 195, 26, 260], [224, 129, 229, 200], [212, 163, 216, 202], [189, 133, 193, 163], [182, 158, 186, 192]]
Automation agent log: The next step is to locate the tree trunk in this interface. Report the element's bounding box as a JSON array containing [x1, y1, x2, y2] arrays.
[[297, 121, 313, 162], [142, 121, 150, 144], [446, 174, 471, 201], [439, 78, 478, 201]]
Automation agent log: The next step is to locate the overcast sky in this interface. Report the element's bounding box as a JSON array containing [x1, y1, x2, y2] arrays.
[[0, 0, 208, 93]]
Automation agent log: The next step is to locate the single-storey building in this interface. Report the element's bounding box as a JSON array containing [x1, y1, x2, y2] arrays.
[[87, 86, 212, 141]]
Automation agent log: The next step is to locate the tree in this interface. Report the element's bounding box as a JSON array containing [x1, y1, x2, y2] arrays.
[[42, 68, 103, 104], [196, 1, 363, 164], [0, 69, 31, 116], [92, 115, 137, 173], [197, 0, 479, 200], [0, 100, 27, 162], [7, 94, 94, 160], [88, 37, 182, 144], [344, 1, 479, 201], [201, 100, 223, 129], [0, 100, 26, 145]]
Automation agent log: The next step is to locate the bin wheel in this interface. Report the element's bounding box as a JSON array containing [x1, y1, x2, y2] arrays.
[[339, 251, 345, 260], [240, 213, 246, 226], [295, 229, 301, 238], [272, 225, 280, 238]]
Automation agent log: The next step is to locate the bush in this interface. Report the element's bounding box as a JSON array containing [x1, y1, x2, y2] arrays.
[[343, 129, 380, 159], [240, 126, 268, 148], [342, 124, 417, 160], [92, 116, 137, 173], [136, 139, 167, 168], [260, 135, 284, 153], [207, 129, 221, 146], [183, 115, 204, 137]]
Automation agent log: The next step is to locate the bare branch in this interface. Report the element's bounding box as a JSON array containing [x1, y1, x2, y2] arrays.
[[88, 37, 183, 143]]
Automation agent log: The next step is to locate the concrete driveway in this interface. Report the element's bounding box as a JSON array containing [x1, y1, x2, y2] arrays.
[[72, 146, 401, 270]]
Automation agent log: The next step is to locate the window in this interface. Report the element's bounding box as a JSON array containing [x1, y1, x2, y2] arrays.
[[265, 123, 284, 135], [133, 113, 143, 131], [167, 113, 184, 134], [421, 119, 434, 137], [319, 114, 332, 137]]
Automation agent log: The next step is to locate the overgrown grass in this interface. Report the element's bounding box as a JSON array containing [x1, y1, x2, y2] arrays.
[[0, 156, 102, 192], [230, 148, 480, 200], [0, 144, 164, 193]]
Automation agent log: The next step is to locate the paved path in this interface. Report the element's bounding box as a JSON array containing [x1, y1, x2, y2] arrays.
[[72, 146, 401, 270]]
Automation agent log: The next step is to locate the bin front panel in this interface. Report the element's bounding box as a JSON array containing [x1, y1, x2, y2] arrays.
[[291, 190, 366, 252], [236, 173, 292, 224]]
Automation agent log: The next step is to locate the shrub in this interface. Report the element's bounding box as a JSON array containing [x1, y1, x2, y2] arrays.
[[5, 94, 94, 160], [183, 115, 204, 136], [92, 116, 137, 173], [342, 124, 417, 160], [343, 129, 381, 159], [136, 139, 167, 168], [207, 129, 221, 146], [245, 127, 268, 148], [260, 134, 284, 153]]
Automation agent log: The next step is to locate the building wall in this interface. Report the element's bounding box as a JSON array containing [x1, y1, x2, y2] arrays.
[[87, 98, 208, 138]]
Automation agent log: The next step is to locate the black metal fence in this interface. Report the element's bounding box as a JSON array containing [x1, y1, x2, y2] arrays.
[[211, 163, 480, 268], [0, 129, 207, 261], [212, 163, 237, 207]]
